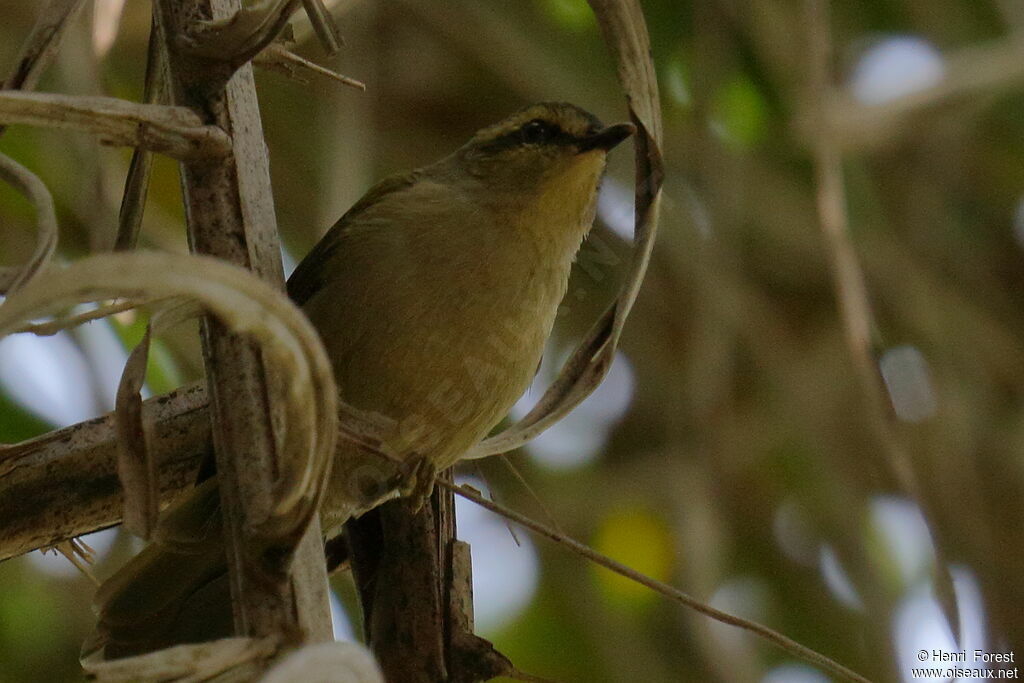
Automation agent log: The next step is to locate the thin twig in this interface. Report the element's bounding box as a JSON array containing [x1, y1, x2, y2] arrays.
[[805, 0, 916, 495], [471, 463, 521, 546], [0, 0, 88, 137], [11, 298, 150, 335], [49, 539, 99, 585], [255, 43, 365, 89], [300, 0, 344, 55], [805, 0, 961, 643], [115, 11, 169, 251], [0, 91, 231, 160], [439, 480, 873, 683], [497, 455, 564, 536]]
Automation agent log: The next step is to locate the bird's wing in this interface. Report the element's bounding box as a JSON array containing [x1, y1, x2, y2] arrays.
[[286, 169, 422, 306]]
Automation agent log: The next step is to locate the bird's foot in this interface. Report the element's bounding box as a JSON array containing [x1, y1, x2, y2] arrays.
[[398, 454, 438, 512]]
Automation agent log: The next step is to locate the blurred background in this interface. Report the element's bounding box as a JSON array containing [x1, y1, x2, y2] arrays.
[[2, 1, 1024, 681]]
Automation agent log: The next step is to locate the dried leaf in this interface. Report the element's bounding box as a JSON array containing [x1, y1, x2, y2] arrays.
[[0, 251, 338, 543], [0, 153, 57, 294], [115, 324, 158, 539], [468, 0, 664, 459], [81, 636, 278, 682]]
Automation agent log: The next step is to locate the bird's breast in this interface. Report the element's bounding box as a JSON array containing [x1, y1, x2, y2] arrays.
[[303, 210, 572, 469]]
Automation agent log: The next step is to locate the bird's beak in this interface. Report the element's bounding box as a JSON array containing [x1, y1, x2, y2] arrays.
[[577, 122, 636, 153]]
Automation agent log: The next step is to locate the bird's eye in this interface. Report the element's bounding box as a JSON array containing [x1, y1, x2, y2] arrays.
[[520, 119, 555, 145]]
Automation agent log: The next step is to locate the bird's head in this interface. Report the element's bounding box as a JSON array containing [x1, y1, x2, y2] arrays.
[[452, 102, 635, 204]]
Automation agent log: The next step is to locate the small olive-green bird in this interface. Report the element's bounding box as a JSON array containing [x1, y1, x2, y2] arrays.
[[87, 102, 634, 658]]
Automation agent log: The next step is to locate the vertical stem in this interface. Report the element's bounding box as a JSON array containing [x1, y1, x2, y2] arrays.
[[348, 490, 449, 682], [347, 469, 512, 681], [153, 0, 331, 648], [805, 0, 961, 652]]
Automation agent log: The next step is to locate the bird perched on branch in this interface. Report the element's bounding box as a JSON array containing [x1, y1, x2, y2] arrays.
[[87, 102, 634, 658]]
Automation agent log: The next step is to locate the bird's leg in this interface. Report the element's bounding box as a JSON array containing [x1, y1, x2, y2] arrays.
[[397, 453, 438, 512]]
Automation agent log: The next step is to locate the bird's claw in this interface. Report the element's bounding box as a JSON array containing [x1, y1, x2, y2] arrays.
[[398, 455, 437, 512]]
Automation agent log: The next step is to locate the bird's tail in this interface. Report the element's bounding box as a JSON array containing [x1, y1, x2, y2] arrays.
[[83, 478, 233, 660]]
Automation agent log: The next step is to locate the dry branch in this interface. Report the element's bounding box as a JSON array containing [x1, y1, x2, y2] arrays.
[[0, 382, 209, 562], [299, 0, 343, 55], [0, 378, 372, 564], [347, 471, 513, 683], [154, 0, 332, 651], [0, 253, 338, 519], [0, 91, 231, 160]]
